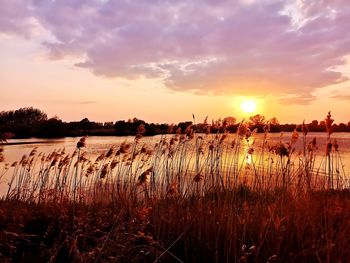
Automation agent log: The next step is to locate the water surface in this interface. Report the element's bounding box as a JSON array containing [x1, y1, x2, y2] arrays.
[[2, 133, 350, 165]]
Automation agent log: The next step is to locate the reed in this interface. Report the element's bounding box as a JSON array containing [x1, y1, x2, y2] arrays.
[[0, 112, 349, 262]]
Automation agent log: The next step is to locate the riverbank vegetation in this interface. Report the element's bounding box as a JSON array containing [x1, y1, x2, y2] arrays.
[[0, 112, 349, 262], [1, 107, 350, 139]]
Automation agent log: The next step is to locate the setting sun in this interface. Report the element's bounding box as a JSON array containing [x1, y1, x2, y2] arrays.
[[240, 100, 257, 113]]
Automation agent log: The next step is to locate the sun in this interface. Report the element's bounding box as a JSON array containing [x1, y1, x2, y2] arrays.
[[240, 99, 257, 113]]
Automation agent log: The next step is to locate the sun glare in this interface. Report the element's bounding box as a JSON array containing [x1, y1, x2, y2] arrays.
[[240, 99, 257, 113]]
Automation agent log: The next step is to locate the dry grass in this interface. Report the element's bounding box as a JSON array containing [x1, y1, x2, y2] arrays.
[[0, 113, 349, 262]]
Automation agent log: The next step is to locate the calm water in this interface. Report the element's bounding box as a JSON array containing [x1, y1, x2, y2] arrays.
[[2, 133, 350, 167], [1, 133, 350, 195]]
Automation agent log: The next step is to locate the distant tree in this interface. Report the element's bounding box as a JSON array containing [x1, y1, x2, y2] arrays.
[[0, 107, 48, 137], [0, 107, 47, 126], [249, 114, 266, 126], [131, 117, 142, 123], [37, 117, 65, 138], [307, 119, 322, 132], [269, 117, 280, 125], [114, 119, 145, 135], [104, 122, 114, 128], [2, 106, 349, 138], [223, 116, 237, 127], [80, 118, 91, 131], [211, 118, 223, 128], [114, 120, 128, 135], [80, 118, 89, 123], [334, 123, 348, 132], [310, 120, 319, 126], [177, 121, 192, 133]]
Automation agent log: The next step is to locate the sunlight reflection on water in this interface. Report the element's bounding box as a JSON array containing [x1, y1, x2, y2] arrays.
[[2, 132, 350, 166], [1, 132, 349, 195]]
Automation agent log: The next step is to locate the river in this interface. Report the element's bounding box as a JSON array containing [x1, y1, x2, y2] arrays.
[[0, 133, 350, 196]]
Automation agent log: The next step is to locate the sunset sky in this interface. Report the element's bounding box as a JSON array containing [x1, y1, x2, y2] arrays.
[[1, 0, 350, 124]]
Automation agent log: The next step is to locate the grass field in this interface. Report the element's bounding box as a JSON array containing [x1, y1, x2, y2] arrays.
[[0, 116, 349, 262]]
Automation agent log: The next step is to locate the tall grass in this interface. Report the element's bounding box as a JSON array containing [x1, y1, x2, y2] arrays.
[[0, 112, 349, 262]]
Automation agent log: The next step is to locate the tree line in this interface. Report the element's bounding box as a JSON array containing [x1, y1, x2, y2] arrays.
[[0, 107, 349, 139]]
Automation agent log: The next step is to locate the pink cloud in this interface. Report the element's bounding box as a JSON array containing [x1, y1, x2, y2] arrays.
[[0, 0, 34, 37], [1, 0, 350, 103]]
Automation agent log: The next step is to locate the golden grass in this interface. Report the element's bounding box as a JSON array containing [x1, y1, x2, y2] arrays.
[[0, 112, 349, 262]]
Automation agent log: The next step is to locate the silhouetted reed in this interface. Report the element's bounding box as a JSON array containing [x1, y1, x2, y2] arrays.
[[0, 112, 349, 262]]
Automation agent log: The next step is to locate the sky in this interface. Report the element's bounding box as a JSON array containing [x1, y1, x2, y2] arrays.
[[1, 0, 350, 124]]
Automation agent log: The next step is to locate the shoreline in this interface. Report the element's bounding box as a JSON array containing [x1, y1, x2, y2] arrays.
[[1, 141, 64, 146]]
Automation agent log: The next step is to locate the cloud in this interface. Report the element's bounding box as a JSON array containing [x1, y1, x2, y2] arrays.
[[75, 100, 98, 105], [330, 92, 350, 102], [43, 99, 99, 105], [0, 0, 34, 37], [333, 95, 350, 101], [1, 0, 350, 103], [277, 94, 316, 105]]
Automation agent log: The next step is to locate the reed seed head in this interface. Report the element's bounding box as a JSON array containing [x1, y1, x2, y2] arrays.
[[77, 136, 87, 149]]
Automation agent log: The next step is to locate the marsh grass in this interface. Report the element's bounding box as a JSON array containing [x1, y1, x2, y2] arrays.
[[0, 113, 349, 262]]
